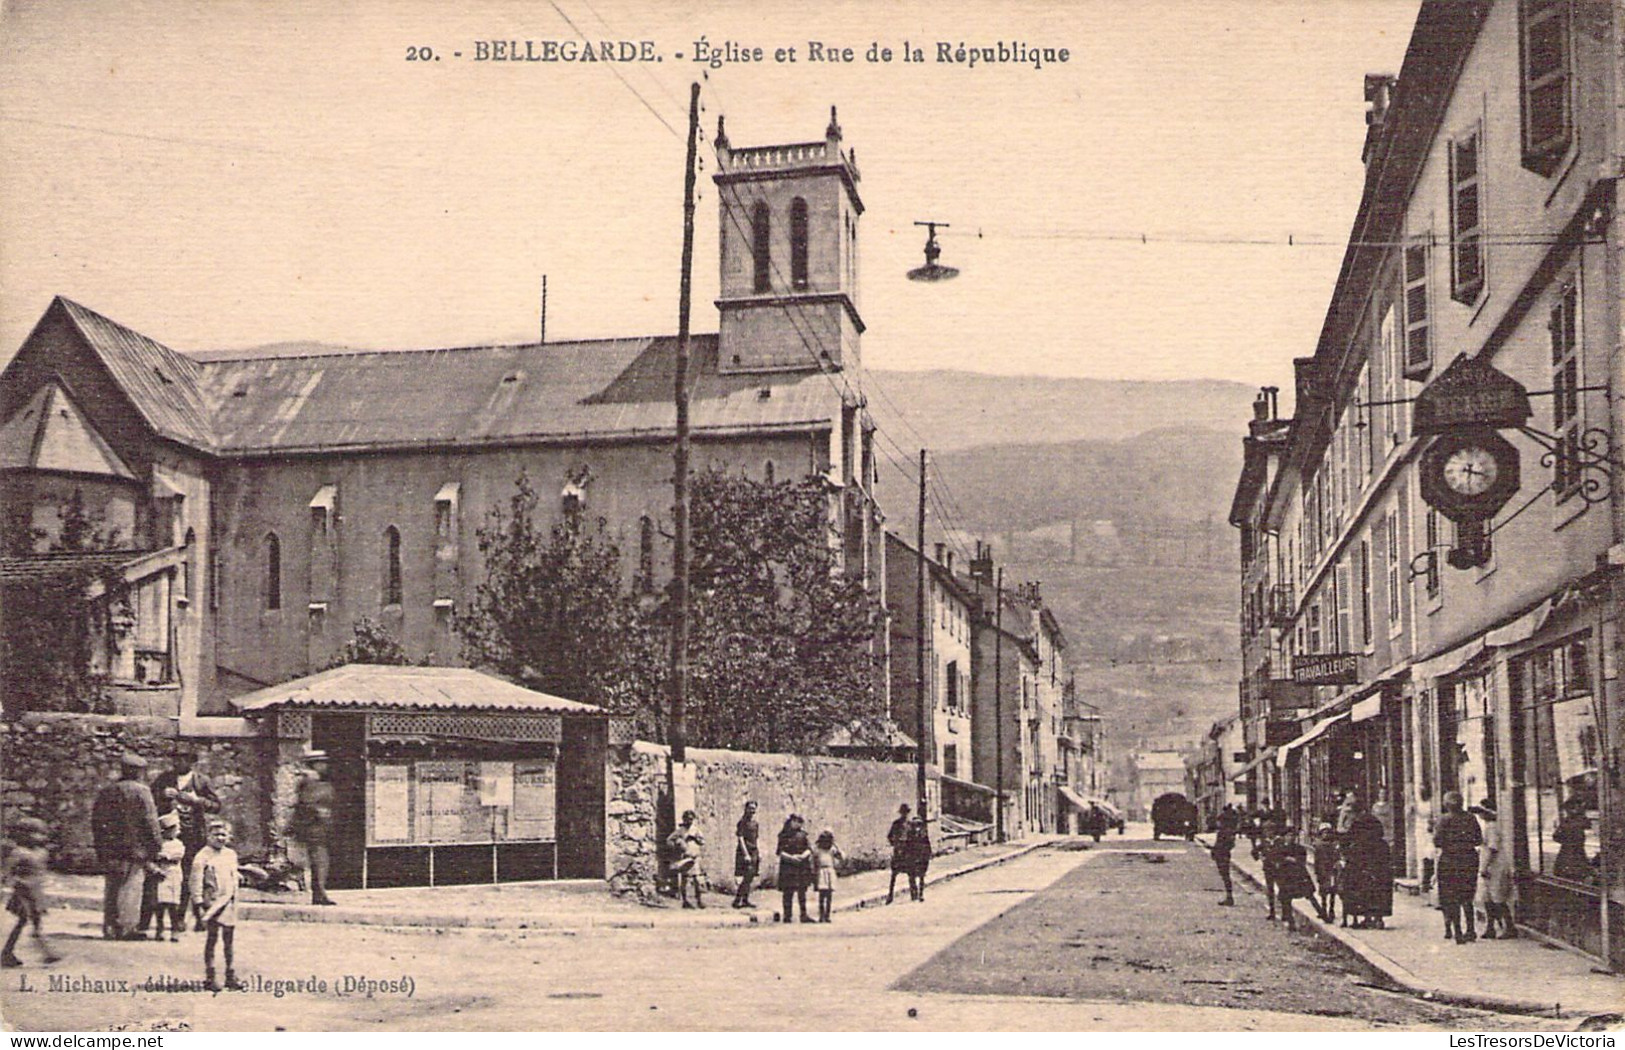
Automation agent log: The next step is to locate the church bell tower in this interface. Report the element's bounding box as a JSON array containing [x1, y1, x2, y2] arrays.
[[713, 107, 864, 374]]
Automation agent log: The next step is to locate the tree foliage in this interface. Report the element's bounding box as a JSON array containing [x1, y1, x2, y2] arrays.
[[323, 616, 411, 670], [457, 469, 887, 754]]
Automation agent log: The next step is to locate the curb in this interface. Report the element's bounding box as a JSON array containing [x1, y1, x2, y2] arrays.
[[46, 841, 1051, 935], [1210, 840, 1614, 1020]]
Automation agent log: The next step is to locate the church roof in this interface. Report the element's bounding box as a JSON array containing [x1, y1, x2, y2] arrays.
[[55, 298, 217, 452], [195, 334, 843, 454], [0, 380, 136, 479]]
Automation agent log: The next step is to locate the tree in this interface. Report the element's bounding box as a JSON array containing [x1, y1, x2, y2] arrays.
[[458, 473, 639, 705], [456, 469, 888, 754], [323, 616, 410, 669], [0, 488, 128, 714]]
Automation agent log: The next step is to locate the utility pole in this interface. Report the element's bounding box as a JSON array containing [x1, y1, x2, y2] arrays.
[[669, 82, 700, 768], [994, 565, 1005, 843], [540, 275, 548, 344], [916, 449, 929, 821]]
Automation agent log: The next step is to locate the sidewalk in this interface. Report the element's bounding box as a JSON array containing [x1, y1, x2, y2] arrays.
[[44, 837, 1049, 933], [1207, 836, 1623, 1019]]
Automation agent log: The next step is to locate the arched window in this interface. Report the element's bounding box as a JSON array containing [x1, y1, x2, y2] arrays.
[[382, 526, 402, 606], [790, 198, 809, 289], [764, 460, 775, 484], [264, 532, 281, 610], [638, 516, 655, 591], [183, 528, 196, 604], [751, 201, 771, 293]]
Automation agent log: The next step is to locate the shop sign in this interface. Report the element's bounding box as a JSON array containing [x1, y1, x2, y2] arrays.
[[1291, 652, 1360, 685], [1412, 354, 1531, 435], [1263, 677, 1318, 709]]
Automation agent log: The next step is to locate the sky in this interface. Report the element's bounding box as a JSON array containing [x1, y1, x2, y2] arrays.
[[0, 0, 1419, 391]]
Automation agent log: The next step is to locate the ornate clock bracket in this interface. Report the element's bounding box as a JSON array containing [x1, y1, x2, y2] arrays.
[[1517, 425, 1616, 506]]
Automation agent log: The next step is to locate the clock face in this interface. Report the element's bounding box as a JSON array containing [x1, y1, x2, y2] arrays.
[[1442, 446, 1499, 496]]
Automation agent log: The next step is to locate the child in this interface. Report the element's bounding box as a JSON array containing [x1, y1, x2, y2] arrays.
[[149, 812, 186, 941], [1273, 828, 1318, 932], [189, 819, 242, 991], [2, 817, 59, 968], [1253, 818, 1283, 920], [667, 810, 705, 910], [813, 830, 844, 923], [1310, 822, 1339, 923]]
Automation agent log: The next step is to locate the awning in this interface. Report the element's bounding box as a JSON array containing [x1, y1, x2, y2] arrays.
[[1351, 695, 1382, 723], [1058, 786, 1093, 812], [1277, 712, 1350, 768], [1230, 747, 1277, 780], [1486, 600, 1550, 647], [309, 484, 337, 512], [1412, 600, 1553, 682]]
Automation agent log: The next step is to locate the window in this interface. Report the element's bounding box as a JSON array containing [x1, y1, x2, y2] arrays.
[[264, 532, 281, 610], [1449, 127, 1485, 303], [1334, 562, 1351, 653], [1403, 238, 1432, 376], [946, 659, 960, 711], [1424, 509, 1442, 600], [1551, 280, 1582, 501], [751, 201, 771, 293], [382, 526, 402, 607], [943, 744, 958, 778], [1520, 0, 1573, 175], [209, 549, 221, 612], [434, 482, 459, 554], [1385, 509, 1402, 630], [182, 528, 196, 605], [637, 516, 655, 591], [763, 459, 775, 485], [1381, 304, 1407, 448], [790, 197, 809, 289], [1357, 538, 1373, 646], [1516, 637, 1603, 885], [1307, 601, 1322, 654]]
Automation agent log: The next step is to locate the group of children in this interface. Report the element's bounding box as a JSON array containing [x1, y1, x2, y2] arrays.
[[666, 809, 849, 923], [1219, 802, 1393, 933], [4, 814, 245, 992]]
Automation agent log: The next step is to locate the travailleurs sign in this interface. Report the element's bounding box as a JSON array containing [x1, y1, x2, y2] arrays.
[[1291, 652, 1360, 686]]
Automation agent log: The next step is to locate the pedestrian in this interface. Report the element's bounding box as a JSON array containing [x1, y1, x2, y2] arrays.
[[903, 814, 932, 902], [1552, 795, 1592, 883], [1473, 798, 1515, 939], [667, 809, 706, 909], [1253, 816, 1283, 920], [775, 814, 814, 924], [1310, 821, 1339, 923], [91, 752, 163, 940], [1210, 804, 1238, 906], [1336, 791, 1361, 838], [288, 747, 336, 905], [190, 819, 242, 991], [148, 812, 186, 942], [1272, 828, 1318, 932], [1, 817, 60, 968], [1434, 790, 1482, 944], [813, 830, 844, 923], [885, 804, 911, 904], [1341, 809, 1393, 930], [150, 747, 220, 931], [732, 801, 760, 909]]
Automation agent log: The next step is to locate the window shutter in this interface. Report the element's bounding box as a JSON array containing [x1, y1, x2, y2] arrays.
[[1520, 0, 1573, 176], [1449, 131, 1485, 303], [1403, 239, 1432, 376]]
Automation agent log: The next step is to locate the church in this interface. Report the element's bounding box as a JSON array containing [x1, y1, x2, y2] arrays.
[[0, 108, 883, 724]]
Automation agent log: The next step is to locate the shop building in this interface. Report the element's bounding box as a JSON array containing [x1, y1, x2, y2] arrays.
[[1228, 1, 1625, 966]]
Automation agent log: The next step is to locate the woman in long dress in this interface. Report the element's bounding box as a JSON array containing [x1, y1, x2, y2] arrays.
[[1474, 799, 1515, 939], [1340, 811, 1393, 929]]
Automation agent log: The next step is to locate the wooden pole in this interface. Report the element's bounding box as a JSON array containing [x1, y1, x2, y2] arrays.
[[994, 566, 1005, 843], [916, 449, 929, 819], [669, 82, 700, 766]]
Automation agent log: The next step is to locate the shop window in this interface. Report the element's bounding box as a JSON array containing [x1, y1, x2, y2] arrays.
[[1520, 0, 1573, 176], [1517, 637, 1601, 884]]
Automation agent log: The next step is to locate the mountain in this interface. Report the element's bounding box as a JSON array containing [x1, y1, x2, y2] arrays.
[[863, 370, 1254, 452]]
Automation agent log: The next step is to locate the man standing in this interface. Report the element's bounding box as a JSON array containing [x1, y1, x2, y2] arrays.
[[151, 747, 220, 930], [289, 748, 336, 905], [91, 752, 162, 940]]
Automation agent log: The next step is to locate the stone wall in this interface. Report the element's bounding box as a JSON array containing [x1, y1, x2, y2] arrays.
[[605, 741, 929, 899], [0, 714, 272, 871]]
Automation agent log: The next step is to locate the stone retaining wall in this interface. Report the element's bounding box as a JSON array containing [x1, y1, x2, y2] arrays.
[[606, 741, 929, 899], [0, 715, 272, 871]]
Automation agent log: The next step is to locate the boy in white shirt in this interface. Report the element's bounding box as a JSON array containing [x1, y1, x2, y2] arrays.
[[188, 819, 241, 991]]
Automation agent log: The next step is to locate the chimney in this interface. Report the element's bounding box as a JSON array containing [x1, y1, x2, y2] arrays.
[[1293, 357, 1318, 414], [1249, 385, 1283, 437], [1265, 386, 1280, 421], [1362, 73, 1398, 165], [946, 550, 955, 575], [934, 542, 945, 564], [969, 541, 994, 587]]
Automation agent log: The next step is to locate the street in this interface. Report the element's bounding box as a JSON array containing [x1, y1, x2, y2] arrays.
[[0, 838, 1566, 1032]]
